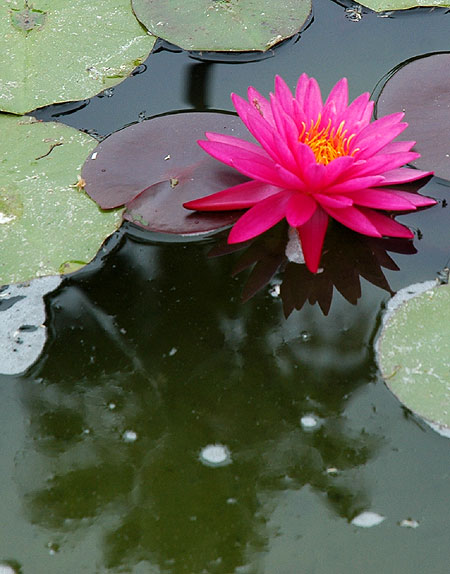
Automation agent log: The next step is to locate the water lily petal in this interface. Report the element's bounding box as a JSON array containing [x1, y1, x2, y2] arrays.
[[379, 189, 436, 207], [286, 193, 317, 227], [350, 188, 417, 210], [199, 140, 287, 187], [359, 207, 414, 238], [322, 155, 355, 187], [203, 132, 267, 157], [274, 75, 295, 116], [348, 151, 420, 178], [228, 191, 291, 243], [184, 181, 283, 211], [382, 140, 416, 154], [297, 207, 329, 273], [315, 194, 354, 208], [304, 76, 323, 121], [377, 167, 433, 185], [231, 93, 275, 144], [247, 87, 274, 125], [323, 77, 348, 123], [323, 205, 382, 236], [340, 92, 373, 133], [326, 175, 385, 194], [354, 113, 407, 159]]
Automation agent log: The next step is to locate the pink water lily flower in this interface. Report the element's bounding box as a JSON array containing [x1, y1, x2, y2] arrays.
[[184, 74, 436, 273]]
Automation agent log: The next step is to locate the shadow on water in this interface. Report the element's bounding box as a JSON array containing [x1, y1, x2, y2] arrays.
[[16, 229, 383, 573]]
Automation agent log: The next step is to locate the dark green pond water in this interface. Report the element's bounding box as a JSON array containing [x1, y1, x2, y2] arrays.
[[1, 1, 450, 573]]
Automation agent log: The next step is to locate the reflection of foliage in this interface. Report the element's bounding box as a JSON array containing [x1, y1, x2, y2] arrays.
[[19, 229, 381, 573]]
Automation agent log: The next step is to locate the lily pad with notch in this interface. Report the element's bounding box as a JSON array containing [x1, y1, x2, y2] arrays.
[[82, 112, 251, 235], [131, 0, 312, 52], [0, 0, 156, 114], [0, 114, 123, 286], [376, 53, 450, 180]]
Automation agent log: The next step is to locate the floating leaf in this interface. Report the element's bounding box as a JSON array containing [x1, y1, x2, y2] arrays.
[[358, 0, 450, 11], [131, 0, 311, 52], [376, 53, 450, 180], [82, 112, 251, 235], [376, 281, 450, 431], [0, 115, 123, 286], [0, 0, 156, 114], [0, 276, 61, 375]]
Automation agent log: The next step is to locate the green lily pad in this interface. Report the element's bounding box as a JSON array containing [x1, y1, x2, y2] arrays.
[[0, 115, 123, 286], [377, 280, 450, 432], [0, 0, 156, 115], [358, 0, 450, 11], [376, 53, 450, 181], [131, 0, 312, 52]]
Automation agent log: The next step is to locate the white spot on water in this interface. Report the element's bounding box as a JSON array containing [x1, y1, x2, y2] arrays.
[[168, 347, 177, 356], [400, 518, 419, 528], [300, 415, 319, 429], [123, 430, 138, 443], [351, 511, 386, 528], [199, 444, 231, 467], [0, 565, 17, 574], [269, 283, 280, 298]]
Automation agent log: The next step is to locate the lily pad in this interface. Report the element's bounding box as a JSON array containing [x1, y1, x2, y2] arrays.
[[0, 115, 123, 286], [358, 0, 450, 11], [376, 53, 450, 180], [0, 0, 156, 114], [376, 280, 450, 431], [0, 276, 61, 375], [82, 112, 250, 235], [131, 0, 311, 52]]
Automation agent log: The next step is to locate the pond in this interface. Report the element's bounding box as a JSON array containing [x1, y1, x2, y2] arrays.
[[1, 1, 450, 573]]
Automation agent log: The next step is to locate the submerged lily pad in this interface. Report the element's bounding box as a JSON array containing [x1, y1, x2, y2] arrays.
[[132, 0, 311, 52], [0, 115, 123, 286], [376, 53, 450, 180], [82, 112, 250, 235], [358, 0, 450, 11], [0, 0, 156, 114], [376, 280, 450, 432]]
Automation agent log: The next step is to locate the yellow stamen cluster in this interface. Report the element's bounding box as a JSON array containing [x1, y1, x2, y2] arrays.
[[299, 115, 356, 165]]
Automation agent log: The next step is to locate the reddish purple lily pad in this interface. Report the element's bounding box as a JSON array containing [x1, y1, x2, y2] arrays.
[[82, 112, 250, 235], [377, 53, 450, 181]]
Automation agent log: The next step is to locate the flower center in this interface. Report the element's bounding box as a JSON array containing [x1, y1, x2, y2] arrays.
[[299, 115, 357, 165]]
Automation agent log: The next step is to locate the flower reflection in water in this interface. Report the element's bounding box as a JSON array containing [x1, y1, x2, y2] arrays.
[[209, 220, 417, 316]]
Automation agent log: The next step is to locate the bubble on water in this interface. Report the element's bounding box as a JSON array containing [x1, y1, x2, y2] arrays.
[[300, 330, 311, 342], [300, 415, 319, 429], [199, 444, 231, 467], [399, 518, 419, 529], [108, 402, 116, 410], [0, 564, 18, 574], [268, 284, 281, 298], [123, 430, 138, 443], [168, 347, 177, 357], [351, 511, 385, 528], [46, 542, 59, 555]]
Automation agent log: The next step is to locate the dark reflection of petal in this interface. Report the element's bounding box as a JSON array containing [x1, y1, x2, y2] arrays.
[[210, 220, 417, 316]]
